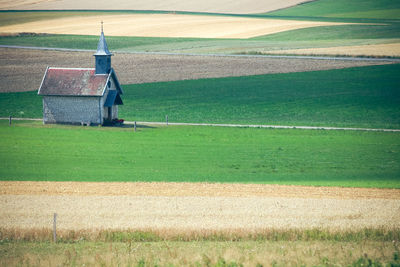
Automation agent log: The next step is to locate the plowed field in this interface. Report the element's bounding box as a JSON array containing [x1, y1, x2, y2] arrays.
[[0, 48, 390, 92], [1, 181, 399, 231]]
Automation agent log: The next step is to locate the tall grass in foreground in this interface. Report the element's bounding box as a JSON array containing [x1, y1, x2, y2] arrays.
[[1, 229, 399, 267]]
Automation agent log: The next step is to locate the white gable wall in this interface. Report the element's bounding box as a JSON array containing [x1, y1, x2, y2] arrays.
[[43, 96, 102, 125]]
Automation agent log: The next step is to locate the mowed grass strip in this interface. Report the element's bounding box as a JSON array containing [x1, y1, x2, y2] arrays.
[[0, 120, 399, 188], [1, 64, 400, 129]]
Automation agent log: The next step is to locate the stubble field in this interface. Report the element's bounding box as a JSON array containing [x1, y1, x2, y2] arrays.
[[1, 181, 399, 267], [1, 181, 399, 232], [0, 14, 351, 39]]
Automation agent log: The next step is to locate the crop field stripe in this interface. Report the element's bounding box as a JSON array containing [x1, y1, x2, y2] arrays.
[[0, 14, 358, 39], [1, 24, 399, 56], [1, 63, 399, 129], [0, 10, 399, 56]]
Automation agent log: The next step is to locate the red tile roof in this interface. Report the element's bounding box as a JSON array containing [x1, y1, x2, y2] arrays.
[[38, 68, 109, 96]]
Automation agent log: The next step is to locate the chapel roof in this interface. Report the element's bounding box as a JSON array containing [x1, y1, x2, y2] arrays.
[[38, 67, 122, 96]]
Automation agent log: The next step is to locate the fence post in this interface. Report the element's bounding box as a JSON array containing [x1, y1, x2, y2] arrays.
[[134, 121, 137, 132], [166, 115, 168, 126], [9, 115, 11, 126], [53, 213, 57, 243]]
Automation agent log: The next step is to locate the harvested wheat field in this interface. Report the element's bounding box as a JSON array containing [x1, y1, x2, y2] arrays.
[[266, 43, 400, 58], [0, 47, 391, 92], [0, 0, 311, 14], [0, 14, 350, 39], [1, 181, 399, 231]]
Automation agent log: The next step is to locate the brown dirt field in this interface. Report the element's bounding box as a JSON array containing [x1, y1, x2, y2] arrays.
[[0, 47, 391, 92], [266, 43, 400, 58], [0, 181, 399, 231], [0, 14, 350, 39], [0, 0, 312, 14]]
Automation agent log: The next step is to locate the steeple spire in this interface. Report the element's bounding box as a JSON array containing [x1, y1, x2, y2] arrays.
[[94, 21, 112, 74], [94, 21, 112, 56]]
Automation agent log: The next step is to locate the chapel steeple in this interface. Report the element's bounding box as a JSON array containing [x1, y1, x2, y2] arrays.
[[94, 22, 112, 74]]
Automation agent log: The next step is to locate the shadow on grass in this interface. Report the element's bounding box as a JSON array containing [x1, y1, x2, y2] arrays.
[[102, 123, 156, 129]]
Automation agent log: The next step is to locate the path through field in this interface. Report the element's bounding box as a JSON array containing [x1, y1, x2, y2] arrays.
[[1, 182, 399, 231], [130, 121, 400, 132], [0, 48, 392, 92]]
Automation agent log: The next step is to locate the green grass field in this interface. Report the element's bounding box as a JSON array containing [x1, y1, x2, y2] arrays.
[[2, 64, 399, 129], [0, 120, 399, 188], [122, 64, 400, 129], [266, 0, 400, 20]]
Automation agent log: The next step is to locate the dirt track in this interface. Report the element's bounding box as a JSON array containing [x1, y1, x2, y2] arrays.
[[0, 47, 391, 92], [1, 181, 399, 231]]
